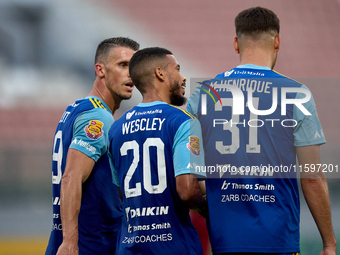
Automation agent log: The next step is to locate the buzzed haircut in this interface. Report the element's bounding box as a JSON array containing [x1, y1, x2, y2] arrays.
[[235, 7, 280, 38], [129, 47, 173, 93], [95, 37, 140, 64]]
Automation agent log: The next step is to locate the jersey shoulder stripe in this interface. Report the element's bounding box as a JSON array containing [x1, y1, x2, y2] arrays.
[[272, 70, 304, 85], [169, 104, 197, 119], [88, 97, 108, 110]]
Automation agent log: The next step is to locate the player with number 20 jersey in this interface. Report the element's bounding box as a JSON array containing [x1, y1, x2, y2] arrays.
[[108, 101, 205, 255]]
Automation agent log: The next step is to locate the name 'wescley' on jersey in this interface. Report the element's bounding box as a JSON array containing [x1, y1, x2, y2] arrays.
[[122, 118, 166, 135]]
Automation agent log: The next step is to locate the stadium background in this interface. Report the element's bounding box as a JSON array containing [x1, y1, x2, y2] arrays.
[[0, 0, 339, 254]]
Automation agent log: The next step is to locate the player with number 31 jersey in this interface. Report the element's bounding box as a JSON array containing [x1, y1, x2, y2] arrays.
[[187, 7, 336, 254], [187, 65, 326, 253]]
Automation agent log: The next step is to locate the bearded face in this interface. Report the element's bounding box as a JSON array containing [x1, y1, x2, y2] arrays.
[[169, 77, 187, 106]]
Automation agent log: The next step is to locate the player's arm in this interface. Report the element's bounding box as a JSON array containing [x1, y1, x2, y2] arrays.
[[297, 145, 336, 255], [198, 180, 206, 195], [173, 117, 207, 217], [56, 149, 94, 255], [176, 174, 207, 217], [293, 89, 336, 254]]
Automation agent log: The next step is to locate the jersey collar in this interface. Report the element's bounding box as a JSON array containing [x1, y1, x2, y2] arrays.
[[236, 64, 271, 70], [137, 101, 167, 107]]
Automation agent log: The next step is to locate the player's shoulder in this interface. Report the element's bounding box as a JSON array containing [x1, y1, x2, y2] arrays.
[[75, 97, 113, 126], [165, 104, 197, 121], [270, 70, 305, 87], [68, 97, 111, 113], [86, 97, 112, 114]]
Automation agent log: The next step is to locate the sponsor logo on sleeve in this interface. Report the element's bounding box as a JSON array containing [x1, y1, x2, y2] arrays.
[[187, 136, 200, 156], [84, 120, 104, 139]]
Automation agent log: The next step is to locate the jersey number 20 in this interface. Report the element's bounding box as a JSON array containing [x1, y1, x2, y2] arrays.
[[121, 138, 167, 198]]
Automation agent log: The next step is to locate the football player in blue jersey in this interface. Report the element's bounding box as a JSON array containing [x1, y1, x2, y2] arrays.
[[108, 47, 207, 255], [45, 37, 139, 255], [187, 7, 336, 255]]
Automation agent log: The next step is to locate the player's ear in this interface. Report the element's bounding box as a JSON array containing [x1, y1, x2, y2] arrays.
[[274, 34, 280, 52], [155, 67, 165, 82], [95, 63, 105, 78], [234, 36, 240, 54]]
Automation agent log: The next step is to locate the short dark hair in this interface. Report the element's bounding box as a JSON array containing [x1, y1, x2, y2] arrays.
[[235, 7, 280, 38], [94, 37, 140, 64], [129, 47, 173, 93]]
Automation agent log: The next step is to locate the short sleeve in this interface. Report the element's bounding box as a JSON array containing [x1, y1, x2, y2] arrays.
[[293, 85, 326, 146], [173, 118, 206, 178], [69, 108, 114, 161]]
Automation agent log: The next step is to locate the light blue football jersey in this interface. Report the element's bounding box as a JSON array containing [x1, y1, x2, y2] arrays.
[[45, 96, 123, 255], [108, 101, 205, 255], [187, 65, 326, 254]]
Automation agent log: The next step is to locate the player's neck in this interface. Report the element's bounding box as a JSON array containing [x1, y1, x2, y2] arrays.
[[88, 81, 121, 114], [141, 87, 170, 104], [239, 49, 275, 69]]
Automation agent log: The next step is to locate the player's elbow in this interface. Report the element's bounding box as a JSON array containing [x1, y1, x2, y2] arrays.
[[177, 186, 196, 203], [177, 183, 202, 210], [60, 172, 71, 185], [60, 171, 78, 188], [176, 174, 203, 209], [301, 175, 328, 192]]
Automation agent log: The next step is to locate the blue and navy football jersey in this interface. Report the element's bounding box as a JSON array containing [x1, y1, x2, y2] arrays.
[[187, 64, 326, 254], [108, 101, 205, 255], [45, 96, 123, 255]]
